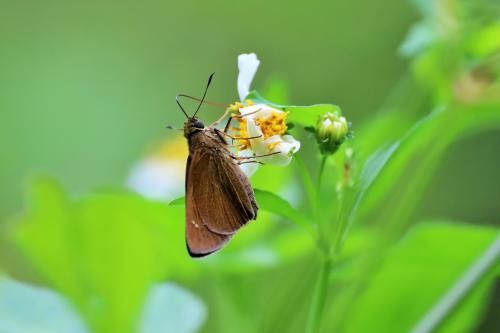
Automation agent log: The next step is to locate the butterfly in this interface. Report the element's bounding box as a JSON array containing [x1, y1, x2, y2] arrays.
[[175, 74, 265, 257]]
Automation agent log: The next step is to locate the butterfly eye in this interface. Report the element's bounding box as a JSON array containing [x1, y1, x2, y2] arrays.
[[194, 120, 205, 128]]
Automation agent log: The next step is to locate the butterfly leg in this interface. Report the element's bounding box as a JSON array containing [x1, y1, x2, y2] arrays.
[[210, 107, 263, 128], [215, 128, 262, 144], [237, 160, 264, 165], [230, 151, 281, 160], [210, 109, 233, 128]]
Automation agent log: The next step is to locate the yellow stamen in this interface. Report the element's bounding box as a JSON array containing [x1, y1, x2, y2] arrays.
[[255, 111, 288, 139], [232, 116, 251, 150], [226, 103, 289, 151]]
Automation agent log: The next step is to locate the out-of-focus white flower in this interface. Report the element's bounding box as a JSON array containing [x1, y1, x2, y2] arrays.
[[127, 138, 187, 201]]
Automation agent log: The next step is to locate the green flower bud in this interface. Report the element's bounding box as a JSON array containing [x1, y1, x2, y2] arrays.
[[315, 112, 349, 155]]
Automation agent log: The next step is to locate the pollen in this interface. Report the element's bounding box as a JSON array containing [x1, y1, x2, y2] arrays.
[[234, 117, 251, 150], [227, 104, 289, 151], [255, 111, 288, 139]]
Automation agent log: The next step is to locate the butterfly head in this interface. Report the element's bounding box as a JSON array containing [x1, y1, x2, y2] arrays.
[[184, 117, 205, 138]]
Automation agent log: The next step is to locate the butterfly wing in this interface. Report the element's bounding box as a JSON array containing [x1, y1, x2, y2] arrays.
[[185, 143, 258, 257]]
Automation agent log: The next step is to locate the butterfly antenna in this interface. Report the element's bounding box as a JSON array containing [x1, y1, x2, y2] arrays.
[[192, 73, 215, 118], [176, 94, 189, 118]]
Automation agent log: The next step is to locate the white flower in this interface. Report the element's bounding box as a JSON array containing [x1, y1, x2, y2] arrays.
[[232, 53, 301, 176], [235, 104, 300, 170], [238, 53, 260, 101]]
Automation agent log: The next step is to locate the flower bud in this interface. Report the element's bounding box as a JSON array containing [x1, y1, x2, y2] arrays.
[[315, 112, 349, 155]]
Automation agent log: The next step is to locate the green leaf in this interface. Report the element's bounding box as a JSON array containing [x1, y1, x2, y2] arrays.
[[168, 196, 185, 206], [357, 105, 500, 231], [245, 90, 342, 128], [10, 179, 199, 333], [253, 189, 313, 235], [415, 234, 500, 333], [325, 221, 500, 333]]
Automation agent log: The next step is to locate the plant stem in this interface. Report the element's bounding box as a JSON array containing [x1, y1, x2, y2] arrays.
[[294, 155, 319, 224], [316, 155, 328, 194], [305, 154, 335, 333], [306, 256, 331, 333]]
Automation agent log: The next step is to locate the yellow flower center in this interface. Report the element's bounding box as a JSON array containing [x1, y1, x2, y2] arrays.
[[228, 103, 289, 151], [254, 111, 288, 139]]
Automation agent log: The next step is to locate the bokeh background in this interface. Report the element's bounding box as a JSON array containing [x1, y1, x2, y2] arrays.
[[0, 0, 499, 332], [1, 1, 499, 223]]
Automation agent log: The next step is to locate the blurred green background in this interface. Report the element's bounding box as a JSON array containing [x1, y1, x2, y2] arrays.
[[1, 0, 498, 223], [0, 0, 499, 332]]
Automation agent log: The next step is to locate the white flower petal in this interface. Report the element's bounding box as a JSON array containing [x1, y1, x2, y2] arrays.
[[237, 149, 260, 177], [245, 134, 300, 166], [322, 118, 333, 127], [239, 104, 285, 122], [245, 117, 264, 138], [237, 53, 260, 101], [239, 105, 263, 117]]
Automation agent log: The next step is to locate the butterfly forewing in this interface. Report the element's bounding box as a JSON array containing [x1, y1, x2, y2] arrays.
[[185, 130, 258, 257]]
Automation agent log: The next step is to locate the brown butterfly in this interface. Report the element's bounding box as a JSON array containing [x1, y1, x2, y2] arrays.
[[175, 74, 266, 257]]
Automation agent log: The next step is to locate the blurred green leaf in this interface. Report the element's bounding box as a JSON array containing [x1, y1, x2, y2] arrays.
[[10, 179, 199, 333], [246, 91, 342, 128], [0, 277, 88, 333], [254, 189, 314, 236], [358, 105, 500, 229], [169, 196, 185, 206], [328, 221, 499, 333], [344, 142, 400, 230], [465, 22, 500, 57]]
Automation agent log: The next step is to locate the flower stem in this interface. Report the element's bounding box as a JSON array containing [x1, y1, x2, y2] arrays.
[[306, 156, 332, 333], [306, 255, 331, 333], [294, 155, 319, 224], [316, 155, 328, 196]]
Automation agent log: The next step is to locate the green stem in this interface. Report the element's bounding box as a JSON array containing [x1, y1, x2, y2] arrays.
[[304, 154, 334, 333], [316, 155, 330, 250], [294, 155, 319, 224], [306, 256, 332, 333], [316, 155, 328, 196]]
